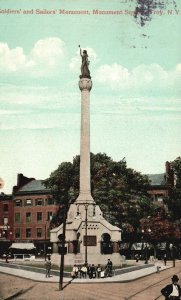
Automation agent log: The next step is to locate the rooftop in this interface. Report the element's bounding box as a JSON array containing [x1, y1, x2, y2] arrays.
[[16, 180, 49, 193], [146, 173, 166, 186]]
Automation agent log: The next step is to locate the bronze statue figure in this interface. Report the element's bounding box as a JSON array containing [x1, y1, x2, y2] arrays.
[[79, 45, 91, 79]]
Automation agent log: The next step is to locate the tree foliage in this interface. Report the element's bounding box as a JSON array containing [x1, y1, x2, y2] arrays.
[[140, 209, 180, 243], [165, 157, 181, 222], [44, 152, 155, 230], [43, 162, 75, 227], [90, 153, 155, 229]]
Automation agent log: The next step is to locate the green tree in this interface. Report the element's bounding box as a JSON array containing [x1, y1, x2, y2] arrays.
[[140, 209, 180, 257], [43, 161, 75, 227], [165, 157, 181, 222], [44, 153, 155, 231], [90, 153, 155, 230], [140, 212, 180, 242]]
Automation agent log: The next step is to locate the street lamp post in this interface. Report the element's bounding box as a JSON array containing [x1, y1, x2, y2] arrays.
[[76, 202, 96, 265], [44, 216, 52, 261], [145, 242, 148, 264], [59, 197, 72, 291], [44, 222, 47, 261], [141, 228, 151, 264], [169, 243, 176, 267], [85, 204, 88, 264], [59, 207, 67, 291], [1, 224, 12, 262]]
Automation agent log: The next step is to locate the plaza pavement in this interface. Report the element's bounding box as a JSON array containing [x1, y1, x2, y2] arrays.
[[0, 260, 172, 283]]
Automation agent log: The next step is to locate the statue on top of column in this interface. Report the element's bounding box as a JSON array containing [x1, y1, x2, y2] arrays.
[[79, 45, 91, 79]]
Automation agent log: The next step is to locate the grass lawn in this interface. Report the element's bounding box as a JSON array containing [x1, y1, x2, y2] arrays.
[[11, 262, 133, 272]]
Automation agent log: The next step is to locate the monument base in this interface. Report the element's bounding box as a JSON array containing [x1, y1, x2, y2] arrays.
[[51, 252, 125, 267]]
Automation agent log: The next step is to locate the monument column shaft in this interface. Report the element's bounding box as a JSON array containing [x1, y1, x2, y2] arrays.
[[77, 78, 93, 203], [80, 88, 91, 195]]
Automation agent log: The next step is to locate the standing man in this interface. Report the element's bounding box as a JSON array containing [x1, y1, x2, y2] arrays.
[[106, 259, 113, 277], [163, 253, 167, 266], [161, 275, 181, 300], [45, 256, 52, 278]]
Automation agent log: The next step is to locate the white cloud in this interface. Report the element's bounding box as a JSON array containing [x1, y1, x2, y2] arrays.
[[95, 63, 130, 88], [95, 63, 181, 94], [176, 64, 181, 72], [0, 38, 65, 77], [0, 43, 26, 72]]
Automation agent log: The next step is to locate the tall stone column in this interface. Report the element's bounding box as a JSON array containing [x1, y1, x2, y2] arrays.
[[76, 78, 94, 203]]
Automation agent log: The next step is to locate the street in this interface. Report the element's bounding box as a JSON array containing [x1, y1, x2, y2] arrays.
[[0, 261, 181, 299]]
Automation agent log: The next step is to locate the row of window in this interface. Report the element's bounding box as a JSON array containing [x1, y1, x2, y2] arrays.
[[14, 198, 56, 207], [15, 227, 48, 238], [15, 211, 53, 223]]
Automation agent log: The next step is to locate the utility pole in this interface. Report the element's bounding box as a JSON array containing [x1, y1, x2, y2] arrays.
[[59, 196, 69, 291]]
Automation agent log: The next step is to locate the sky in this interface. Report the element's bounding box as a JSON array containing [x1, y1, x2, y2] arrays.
[[0, 0, 181, 193]]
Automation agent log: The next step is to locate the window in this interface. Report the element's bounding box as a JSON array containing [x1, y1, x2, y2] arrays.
[[157, 194, 164, 202], [25, 199, 32, 206], [36, 228, 42, 238], [14, 199, 22, 207], [26, 212, 31, 222], [47, 211, 53, 221], [3, 204, 8, 212], [3, 217, 8, 225], [35, 198, 43, 206], [15, 212, 21, 222], [26, 228, 31, 238], [15, 228, 21, 238], [37, 212, 42, 221], [46, 198, 55, 205]]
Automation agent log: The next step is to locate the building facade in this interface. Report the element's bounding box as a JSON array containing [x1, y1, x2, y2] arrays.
[[0, 193, 14, 254], [147, 161, 175, 205], [12, 174, 58, 255]]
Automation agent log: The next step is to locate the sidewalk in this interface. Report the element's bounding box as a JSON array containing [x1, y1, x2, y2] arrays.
[[0, 261, 172, 284]]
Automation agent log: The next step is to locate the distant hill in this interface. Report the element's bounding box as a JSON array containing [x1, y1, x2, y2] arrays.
[[146, 173, 166, 186]]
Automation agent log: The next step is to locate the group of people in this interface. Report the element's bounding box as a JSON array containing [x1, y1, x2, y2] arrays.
[[45, 254, 181, 299], [71, 259, 113, 279]]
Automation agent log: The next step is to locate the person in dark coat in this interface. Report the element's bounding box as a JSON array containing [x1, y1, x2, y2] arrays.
[[161, 275, 181, 300], [106, 259, 113, 277], [87, 264, 91, 278], [163, 253, 167, 266], [45, 256, 51, 277], [90, 264, 96, 278]]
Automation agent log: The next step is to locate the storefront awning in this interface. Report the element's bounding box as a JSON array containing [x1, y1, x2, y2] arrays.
[[9, 243, 35, 250], [157, 242, 166, 250], [131, 243, 143, 250], [120, 243, 130, 249]]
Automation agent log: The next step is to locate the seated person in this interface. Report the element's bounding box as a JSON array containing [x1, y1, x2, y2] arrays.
[[80, 264, 87, 278], [71, 264, 78, 278], [96, 264, 102, 278]]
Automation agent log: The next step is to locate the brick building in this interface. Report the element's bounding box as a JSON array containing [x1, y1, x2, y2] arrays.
[[147, 161, 175, 205], [0, 193, 14, 254], [12, 174, 59, 255]]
